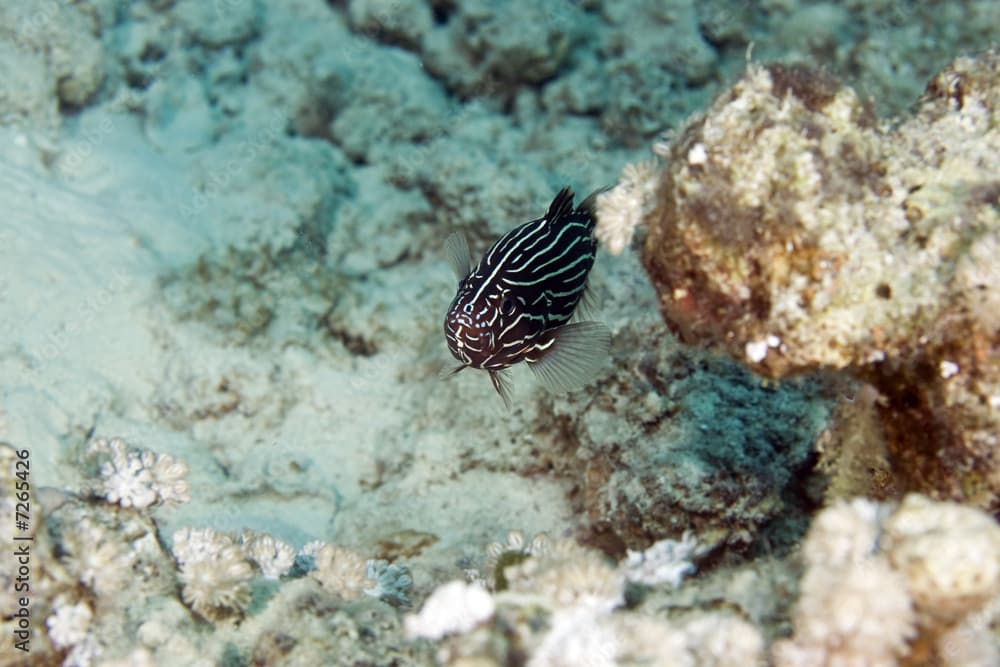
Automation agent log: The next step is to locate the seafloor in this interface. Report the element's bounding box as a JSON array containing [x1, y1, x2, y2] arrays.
[[0, 1, 998, 666]]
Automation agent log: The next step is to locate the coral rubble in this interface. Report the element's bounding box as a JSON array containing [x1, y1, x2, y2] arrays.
[[638, 52, 1000, 513]]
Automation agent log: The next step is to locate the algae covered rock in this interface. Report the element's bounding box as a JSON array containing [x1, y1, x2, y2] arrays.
[[639, 52, 1000, 512]]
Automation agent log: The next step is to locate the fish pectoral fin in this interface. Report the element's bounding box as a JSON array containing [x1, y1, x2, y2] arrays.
[[489, 369, 514, 409], [571, 280, 599, 322], [526, 321, 611, 394], [444, 231, 473, 282], [439, 363, 468, 381]]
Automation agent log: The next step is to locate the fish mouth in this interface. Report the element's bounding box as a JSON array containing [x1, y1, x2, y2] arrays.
[[446, 314, 474, 337]]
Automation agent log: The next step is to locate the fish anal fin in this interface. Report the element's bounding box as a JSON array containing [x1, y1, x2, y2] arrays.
[[526, 321, 611, 394]]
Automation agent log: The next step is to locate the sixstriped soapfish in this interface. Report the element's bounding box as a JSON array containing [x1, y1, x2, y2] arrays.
[[443, 187, 611, 405]]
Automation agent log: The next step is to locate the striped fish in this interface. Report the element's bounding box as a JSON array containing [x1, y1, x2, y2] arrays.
[[443, 187, 611, 406]]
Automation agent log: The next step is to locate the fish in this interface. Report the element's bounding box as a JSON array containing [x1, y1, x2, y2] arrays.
[[443, 187, 611, 406]]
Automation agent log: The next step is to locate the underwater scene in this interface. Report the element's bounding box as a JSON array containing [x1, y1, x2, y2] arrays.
[[1, 1, 999, 665]]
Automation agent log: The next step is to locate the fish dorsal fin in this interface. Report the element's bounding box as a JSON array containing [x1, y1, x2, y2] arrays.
[[526, 321, 610, 394], [444, 231, 472, 281], [546, 187, 576, 223], [489, 368, 514, 408]]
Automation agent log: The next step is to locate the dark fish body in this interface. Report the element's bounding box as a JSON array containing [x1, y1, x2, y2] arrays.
[[443, 187, 610, 404]]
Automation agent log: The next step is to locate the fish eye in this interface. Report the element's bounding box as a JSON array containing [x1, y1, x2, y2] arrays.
[[500, 296, 515, 316], [463, 303, 474, 314]]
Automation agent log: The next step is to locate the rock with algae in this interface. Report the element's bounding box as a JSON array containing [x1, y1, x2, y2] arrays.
[[635, 52, 1000, 512]]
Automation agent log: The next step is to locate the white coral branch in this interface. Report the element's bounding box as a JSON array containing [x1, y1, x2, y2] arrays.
[[623, 532, 699, 588], [595, 159, 660, 255]]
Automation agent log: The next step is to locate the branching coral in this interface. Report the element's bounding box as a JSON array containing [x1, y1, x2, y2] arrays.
[[595, 159, 660, 256], [404, 580, 495, 641], [623, 532, 700, 588], [774, 495, 1000, 666], [407, 536, 763, 666]]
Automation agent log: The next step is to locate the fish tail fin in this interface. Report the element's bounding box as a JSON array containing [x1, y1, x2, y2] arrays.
[[526, 321, 611, 394], [576, 186, 614, 221]]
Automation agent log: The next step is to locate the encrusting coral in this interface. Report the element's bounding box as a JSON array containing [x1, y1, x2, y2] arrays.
[[630, 50, 1000, 512]]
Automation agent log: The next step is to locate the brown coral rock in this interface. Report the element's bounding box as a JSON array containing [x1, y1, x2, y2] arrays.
[[641, 53, 1000, 513]]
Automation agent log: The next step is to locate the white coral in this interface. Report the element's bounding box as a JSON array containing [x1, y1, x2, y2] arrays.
[[883, 493, 1000, 626], [682, 613, 766, 667], [61, 520, 136, 595], [172, 528, 253, 620], [528, 606, 618, 667], [404, 580, 495, 640], [623, 531, 699, 587], [46, 598, 92, 648], [505, 540, 625, 613], [308, 544, 369, 600], [89, 437, 189, 510], [241, 532, 295, 580], [595, 159, 660, 255], [801, 496, 887, 567], [774, 555, 916, 667]]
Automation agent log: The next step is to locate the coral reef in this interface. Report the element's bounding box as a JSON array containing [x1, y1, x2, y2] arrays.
[[3, 1, 999, 665], [774, 495, 1000, 666], [406, 538, 764, 666], [638, 51, 1000, 512], [548, 340, 833, 554]]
